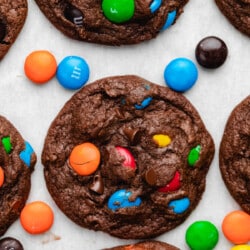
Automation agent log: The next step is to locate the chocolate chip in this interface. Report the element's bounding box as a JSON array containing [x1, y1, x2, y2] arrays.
[[144, 168, 157, 186], [0, 237, 24, 250], [64, 5, 83, 26], [123, 127, 141, 145], [0, 21, 6, 42], [195, 36, 228, 68], [89, 174, 104, 194]]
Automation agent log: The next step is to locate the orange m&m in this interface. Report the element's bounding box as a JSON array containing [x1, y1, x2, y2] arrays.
[[0, 167, 4, 187], [24, 50, 57, 84], [222, 210, 250, 244], [69, 142, 100, 176], [20, 201, 54, 234]]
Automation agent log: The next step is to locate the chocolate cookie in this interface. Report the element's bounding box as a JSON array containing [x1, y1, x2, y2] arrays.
[[103, 240, 179, 250], [215, 0, 250, 36], [0, 115, 36, 236], [220, 95, 250, 214], [0, 0, 27, 60], [42, 75, 214, 239], [34, 0, 189, 45]]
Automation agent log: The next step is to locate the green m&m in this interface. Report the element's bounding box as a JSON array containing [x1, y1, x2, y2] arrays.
[[185, 221, 219, 250], [102, 0, 135, 23]]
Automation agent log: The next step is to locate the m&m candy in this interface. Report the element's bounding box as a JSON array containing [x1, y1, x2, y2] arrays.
[[0, 237, 24, 250], [222, 210, 250, 244], [102, 0, 135, 23], [20, 201, 54, 234], [56, 55, 90, 90], [0, 167, 4, 187], [164, 57, 198, 92], [24, 50, 57, 84], [69, 142, 100, 176], [185, 221, 219, 250]]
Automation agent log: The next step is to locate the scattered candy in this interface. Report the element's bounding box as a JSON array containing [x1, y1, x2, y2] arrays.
[[20, 201, 54, 234], [1, 136, 12, 154], [19, 141, 35, 167], [153, 134, 171, 147], [0, 237, 24, 250], [188, 145, 201, 166], [64, 5, 83, 26], [195, 36, 228, 68], [164, 57, 198, 92], [102, 0, 135, 23], [185, 221, 219, 250], [168, 197, 190, 214], [222, 210, 250, 244], [135, 97, 152, 110], [150, 0, 162, 13], [231, 245, 250, 250], [161, 10, 177, 30], [115, 146, 136, 169], [69, 142, 100, 176], [24, 50, 57, 84], [0, 166, 4, 187], [108, 189, 141, 211], [56, 55, 89, 90], [158, 171, 181, 192]]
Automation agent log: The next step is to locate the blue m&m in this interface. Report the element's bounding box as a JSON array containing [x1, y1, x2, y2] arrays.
[[108, 189, 142, 211], [56, 56, 90, 90], [164, 58, 198, 92]]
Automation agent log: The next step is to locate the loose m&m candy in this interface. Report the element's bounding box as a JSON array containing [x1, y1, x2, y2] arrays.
[[56, 55, 90, 90], [24, 50, 57, 84], [20, 201, 54, 234]]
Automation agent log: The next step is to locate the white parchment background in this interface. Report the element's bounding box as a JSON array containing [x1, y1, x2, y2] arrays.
[[0, 0, 249, 249]]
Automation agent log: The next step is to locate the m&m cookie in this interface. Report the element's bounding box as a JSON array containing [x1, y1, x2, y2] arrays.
[[42, 75, 214, 239], [103, 240, 180, 249], [0, 0, 27, 60], [34, 0, 189, 45], [215, 0, 250, 36], [0, 115, 36, 236], [220, 95, 250, 214]]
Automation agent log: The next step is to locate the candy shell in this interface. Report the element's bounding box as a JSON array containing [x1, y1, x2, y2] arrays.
[[0, 237, 23, 250], [56, 56, 89, 90], [24, 50, 57, 84], [153, 134, 171, 147], [231, 245, 250, 250], [102, 0, 135, 23], [164, 58, 198, 92], [162, 10, 177, 30], [168, 197, 190, 214], [185, 221, 219, 250], [69, 142, 100, 176], [222, 210, 250, 244], [0, 167, 4, 187], [150, 0, 162, 13], [115, 146, 136, 169], [108, 189, 141, 211], [20, 201, 54, 234]]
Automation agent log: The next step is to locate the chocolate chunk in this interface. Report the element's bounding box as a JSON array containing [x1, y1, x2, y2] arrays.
[[195, 36, 228, 68], [145, 168, 157, 186], [123, 127, 141, 145], [89, 174, 104, 194]]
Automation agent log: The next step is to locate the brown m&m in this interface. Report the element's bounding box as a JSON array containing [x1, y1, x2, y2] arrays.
[[195, 36, 228, 68]]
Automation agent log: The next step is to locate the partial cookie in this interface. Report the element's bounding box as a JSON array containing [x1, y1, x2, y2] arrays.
[[103, 240, 179, 250], [42, 75, 214, 239], [34, 0, 189, 45], [215, 0, 250, 36], [219, 95, 250, 213], [0, 115, 36, 236], [0, 0, 27, 60]]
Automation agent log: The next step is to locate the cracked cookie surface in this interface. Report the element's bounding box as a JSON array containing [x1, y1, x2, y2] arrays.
[[42, 75, 214, 239]]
